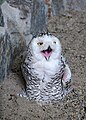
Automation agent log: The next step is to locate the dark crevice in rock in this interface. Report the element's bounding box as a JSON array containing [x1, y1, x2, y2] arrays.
[[0, 7, 4, 27]]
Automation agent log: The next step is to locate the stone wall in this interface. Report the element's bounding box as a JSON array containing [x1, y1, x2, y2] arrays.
[[0, 7, 4, 26], [0, 0, 86, 81], [0, 29, 12, 81], [30, 0, 48, 35]]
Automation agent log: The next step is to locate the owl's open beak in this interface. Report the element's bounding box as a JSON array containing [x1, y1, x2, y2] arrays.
[[41, 46, 52, 60]]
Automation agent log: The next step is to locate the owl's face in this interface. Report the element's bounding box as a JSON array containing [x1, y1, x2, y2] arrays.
[[31, 34, 61, 61]]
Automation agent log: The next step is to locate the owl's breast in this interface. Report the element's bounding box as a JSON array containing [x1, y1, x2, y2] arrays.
[[31, 59, 61, 80]]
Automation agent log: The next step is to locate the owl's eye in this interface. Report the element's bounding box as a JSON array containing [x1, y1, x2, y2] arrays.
[[37, 42, 43, 46], [53, 41, 56, 44]]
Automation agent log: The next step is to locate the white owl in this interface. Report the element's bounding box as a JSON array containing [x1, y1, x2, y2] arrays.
[[21, 33, 72, 104]]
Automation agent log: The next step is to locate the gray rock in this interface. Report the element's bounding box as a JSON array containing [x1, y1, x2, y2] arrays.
[[30, 0, 48, 35], [51, 0, 64, 15], [0, 1, 27, 81], [0, 27, 11, 81], [0, 7, 4, 26]]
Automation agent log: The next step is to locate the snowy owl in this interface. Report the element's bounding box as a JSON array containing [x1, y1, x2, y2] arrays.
[[21, 32, 72, 104]]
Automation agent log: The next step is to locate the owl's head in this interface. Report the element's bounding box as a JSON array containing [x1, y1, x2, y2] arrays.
[[31, 33, 61, 61]]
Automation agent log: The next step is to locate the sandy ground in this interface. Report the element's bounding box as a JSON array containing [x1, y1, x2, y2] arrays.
[[0, 11, 86, 120]]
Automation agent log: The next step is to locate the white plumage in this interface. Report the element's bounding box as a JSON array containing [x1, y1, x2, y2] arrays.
[[21, 33, 72, 104]]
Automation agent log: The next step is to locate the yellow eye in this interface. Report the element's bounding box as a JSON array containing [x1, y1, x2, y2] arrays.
[[53, 41, 56, 44], [37, 42, 43, 46]]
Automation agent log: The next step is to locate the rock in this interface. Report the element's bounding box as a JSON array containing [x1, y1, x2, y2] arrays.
[[30, 0, 48, 35], [1, 1, 32, 44], [0, 27, 11, 81], [0, 1, 28, 81], [0, 7, 4, 26], [51, 0, 64, 15]]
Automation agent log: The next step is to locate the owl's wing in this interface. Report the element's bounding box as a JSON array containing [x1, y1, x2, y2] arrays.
[[21, 46, 33, 83], [61, 55, 72, 93], [21, 62, 30, 83]]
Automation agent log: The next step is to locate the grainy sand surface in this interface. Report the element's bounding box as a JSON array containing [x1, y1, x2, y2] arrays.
[[0, 11, 86, 120]]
